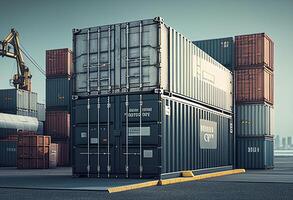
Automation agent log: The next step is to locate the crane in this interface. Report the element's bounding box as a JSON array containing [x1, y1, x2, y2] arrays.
[[0, 28, 32, 91]]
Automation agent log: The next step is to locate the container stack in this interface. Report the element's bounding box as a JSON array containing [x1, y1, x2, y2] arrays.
[[235, 33, 274, 169], [71, 17, 234, 178], [17, 135, 58, 169], [45, 48, 72, 166], [0, 89, 39, 167]]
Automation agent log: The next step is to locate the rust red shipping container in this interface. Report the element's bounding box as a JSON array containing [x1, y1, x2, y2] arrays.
[[17, 135, 58, 169], [236, 68, 274, 105], [45, 111, 70, 139], [235, 33, 274, 70], [46, 48, 72, 77]]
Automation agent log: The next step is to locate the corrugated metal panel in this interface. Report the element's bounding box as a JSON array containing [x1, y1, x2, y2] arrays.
[[0, 141, 17, 167], [236, 103, 274, 136], [161, 95, 233, 173], [49, 143, 58, 168], [193, 37, 234, 71], [46, 48, 72, 77], [236, 67, 274, 104], [45, 111, 70, 139], [0, 89, 28, 111], [72, 93, 233, 178], [236, 136, 274, 169], [4, 109, 38, 118], [0, 112, 38, 131], [37, 103, 45, 121], [52, 139, 70, 166], [72, 17, 232, 112], [46, 77, 71, 110], [37, 121, 44, 135], [235, 33, 274, 70]]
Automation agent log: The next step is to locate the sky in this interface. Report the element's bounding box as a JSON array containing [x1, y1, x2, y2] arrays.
[[0, 0, 292, 137]]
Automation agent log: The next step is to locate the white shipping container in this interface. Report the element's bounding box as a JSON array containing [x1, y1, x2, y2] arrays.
[[236, 103, 274, 136], [73, 17, 232, 112]]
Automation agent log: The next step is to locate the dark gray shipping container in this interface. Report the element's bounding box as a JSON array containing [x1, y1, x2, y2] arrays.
[[37, 103, 46, 121], [236, 136, 274, 169], [0, 141, 17, 167], [46, 77, 71, 110], [193, 37, 234, 71], [0, 89, 37, 112], [72, 93, 233, 178]]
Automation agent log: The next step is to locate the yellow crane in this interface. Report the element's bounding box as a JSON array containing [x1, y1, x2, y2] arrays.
[[0, 28, 32, 91]]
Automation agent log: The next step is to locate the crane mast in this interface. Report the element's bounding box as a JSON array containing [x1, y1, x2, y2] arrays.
[[0, 28, 32, 91]]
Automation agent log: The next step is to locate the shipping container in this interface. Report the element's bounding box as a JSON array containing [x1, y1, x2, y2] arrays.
[[0, 140, 17, 167], [45, 111, 70, 139], [235, 67, 274, 104], [46, 48, 72, 77], [236, 136, 274, 169], [46, 77, 71, 110], [37, 103, 45, 121], [0, 89, 29, 110], [52, 140, 70, 166], [16, 135, 54, 169], [4, 109, 37, 118], [236, 103, 274, 136], [193, 37, 234, 71], [18, 135, 51, 147], [72, 17, 233, 112], [0, 131, 37, 142], [72, 93, 233, 178], [235, 33, 274, 70]]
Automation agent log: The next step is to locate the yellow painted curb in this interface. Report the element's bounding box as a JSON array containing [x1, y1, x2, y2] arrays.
[[159, 169, 245, 186], [108, 180, 159, 193], [182, 171, 194, 177]]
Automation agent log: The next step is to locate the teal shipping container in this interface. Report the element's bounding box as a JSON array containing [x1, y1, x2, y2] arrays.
[[193, 37, 234, 71], [236, 136, 274, 169], [0, 141, 17, 167]]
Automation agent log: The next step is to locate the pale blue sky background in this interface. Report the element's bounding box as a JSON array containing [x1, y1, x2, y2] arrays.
[[0, 0, 292, 136]]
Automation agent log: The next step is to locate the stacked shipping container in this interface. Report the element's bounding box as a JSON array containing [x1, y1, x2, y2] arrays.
[[235, 33, 274, 169], [45, 48, 72, 166], [72, 17, 234, 178]]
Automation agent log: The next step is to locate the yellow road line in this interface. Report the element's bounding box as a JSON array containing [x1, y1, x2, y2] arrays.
[[107, 169, 245, 193], [108, 180, 159, 193], [159, 169, 245, 186]]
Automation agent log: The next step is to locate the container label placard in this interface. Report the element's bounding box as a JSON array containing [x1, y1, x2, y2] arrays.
[[127, 107, 152, 118], [90, 138, 98, 144], [128, 127, 150, 136], [200, 119, 217, 149], [143, 150, 153, 158]]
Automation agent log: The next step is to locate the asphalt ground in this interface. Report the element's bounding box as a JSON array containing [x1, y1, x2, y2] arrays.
[[0, 156, 292, 200]]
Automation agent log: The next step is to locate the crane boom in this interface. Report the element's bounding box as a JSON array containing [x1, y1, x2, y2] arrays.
[[0, 28, 32, 91]]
